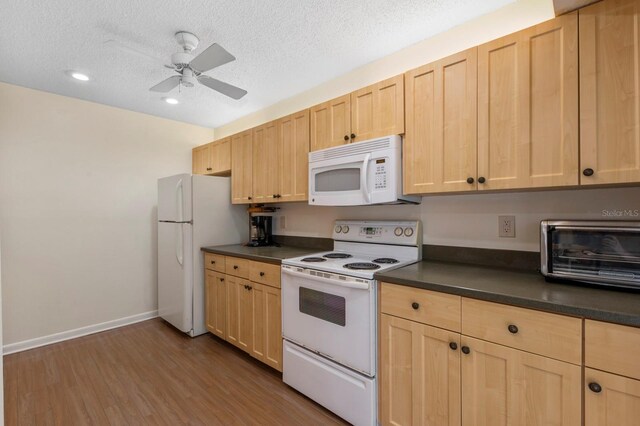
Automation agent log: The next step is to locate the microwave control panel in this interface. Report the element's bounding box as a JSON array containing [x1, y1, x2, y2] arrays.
[[374, 159, 387, 190]]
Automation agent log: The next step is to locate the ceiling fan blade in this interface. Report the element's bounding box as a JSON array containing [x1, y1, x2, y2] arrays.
[[150, 75, 181, 93], [189, 43, 236, 73], [198, 75, 247, 100]]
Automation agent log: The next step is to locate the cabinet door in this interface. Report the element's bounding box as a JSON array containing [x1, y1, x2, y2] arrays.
[[205, 270, 226, 339], [252, 121, 279, 203], [225, 275, 240, 346], [210, 138, 231, 175], [380, 314, 460, 426], [404, 49, 477, 194], [251, 283, 282, 371], [237, 281, 254, 353], [580, 0, 640, 185], [310, 94, 351, 151], [477, 13, 579, 190], [585, 368, 640, 426], [461, 337, 581, 426], [192, 143, 212, 175], [231, 130, 253, 204], [351, 74, 404, 143], [278, 110, 310, 202]]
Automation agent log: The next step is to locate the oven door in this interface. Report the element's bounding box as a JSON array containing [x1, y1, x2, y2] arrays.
[[281, 265, 376, 376]]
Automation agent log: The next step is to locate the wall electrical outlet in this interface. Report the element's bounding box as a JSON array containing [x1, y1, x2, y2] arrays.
[[280, 216, 286, 230], [499, 215, 516, 238]]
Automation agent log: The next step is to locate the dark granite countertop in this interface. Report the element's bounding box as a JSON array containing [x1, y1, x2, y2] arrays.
[[201, 244, 318, 265], [375, 261, 640, 327]]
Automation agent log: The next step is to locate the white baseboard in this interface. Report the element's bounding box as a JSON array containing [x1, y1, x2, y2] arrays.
[[2, 310, 158, 355]]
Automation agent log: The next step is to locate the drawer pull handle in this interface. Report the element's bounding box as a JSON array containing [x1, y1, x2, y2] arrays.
[[461, 346, 470, 355], [507, 324, 519, 334], [411, 302, 420, 310], [588, 382, 602, 393], [260, 272, 265, 277], [449, 342, 458, 351], [234, 265, 239, 270]]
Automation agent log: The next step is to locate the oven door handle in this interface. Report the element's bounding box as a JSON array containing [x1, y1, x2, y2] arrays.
[[282, 268, 370, 290]]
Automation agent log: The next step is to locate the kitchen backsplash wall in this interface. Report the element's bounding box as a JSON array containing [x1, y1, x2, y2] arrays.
[[273, 187, 640, 252]]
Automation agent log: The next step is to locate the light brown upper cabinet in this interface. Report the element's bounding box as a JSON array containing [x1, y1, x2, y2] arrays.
[[278, 109, 310, 202], [579, 0, 640, 185], [231, 129, 253, 204], [310, 75, 404, 152], [477, 12, 579, 190], [310, 94, 351, 152], [252, 120, 279, 203], [192, 138, 231, 176], [404, 48, 478, 194]]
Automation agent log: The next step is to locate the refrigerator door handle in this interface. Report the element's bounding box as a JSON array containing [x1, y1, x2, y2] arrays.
[[176, 178, 184, 223], [176, 224, 184, 266]]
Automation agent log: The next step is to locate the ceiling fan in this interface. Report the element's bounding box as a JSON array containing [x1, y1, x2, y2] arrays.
[[149, 31, 247, 100]]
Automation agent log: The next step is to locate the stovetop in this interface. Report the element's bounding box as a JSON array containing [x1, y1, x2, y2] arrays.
[[283, 250, 418, 279]]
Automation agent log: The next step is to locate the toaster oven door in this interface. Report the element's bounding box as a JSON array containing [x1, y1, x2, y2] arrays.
[[542, 222, 640, 288]]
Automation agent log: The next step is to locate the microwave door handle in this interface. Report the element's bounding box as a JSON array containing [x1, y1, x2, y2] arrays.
[[360, 153, 371, 203], [282, 268, 370, 290]]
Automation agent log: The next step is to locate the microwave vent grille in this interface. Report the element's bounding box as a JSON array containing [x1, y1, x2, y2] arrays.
[[309, 136, 398, 162]]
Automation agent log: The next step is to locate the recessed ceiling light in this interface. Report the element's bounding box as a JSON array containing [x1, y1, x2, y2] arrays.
[[163, 97, 179, 105], [70, 72, 90, 81]]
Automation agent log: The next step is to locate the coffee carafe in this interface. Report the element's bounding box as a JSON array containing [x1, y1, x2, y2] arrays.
[[247, 215, 273, 247]]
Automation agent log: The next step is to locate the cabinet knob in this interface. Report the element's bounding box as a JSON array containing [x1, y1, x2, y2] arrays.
[[478, 177, 486, 184], [210, 260, 215, 264], [344, 135, 349, 141], [466, 177, 474, 184], [350, 133, 356, 140], [247, 285, 252, 291], [206, 167, 212, 171], [260, 272, 265, 277], [449, 342, 458, 351], [233, 265, 239, 270], [461, 346, 470, 355], [411, 302, 420, 310], [248, 196, 252, 200], [583, 168, 594, 177], [272, 194, 277, 198], [220, 278, 224, 282], [277, 194, 281, 198], [588, 382, 602, 393], [507, 324, 519, 334], [243, 284, 248, 290]]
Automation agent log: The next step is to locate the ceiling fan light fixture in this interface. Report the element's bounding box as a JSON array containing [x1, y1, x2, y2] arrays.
[[163, 97, 179, 105]]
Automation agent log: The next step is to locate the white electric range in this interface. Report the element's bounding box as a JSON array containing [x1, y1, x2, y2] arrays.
[[281, 220, 422, 426]]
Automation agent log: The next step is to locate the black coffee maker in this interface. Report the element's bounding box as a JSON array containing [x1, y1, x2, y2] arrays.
[[247, 215, 274, 247]]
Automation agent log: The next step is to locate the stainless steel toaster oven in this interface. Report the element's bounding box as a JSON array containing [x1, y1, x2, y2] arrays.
[[541, 220, 640, 289]]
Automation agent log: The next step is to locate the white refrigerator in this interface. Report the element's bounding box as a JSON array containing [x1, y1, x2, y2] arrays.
[[157, 174, 247, 336]]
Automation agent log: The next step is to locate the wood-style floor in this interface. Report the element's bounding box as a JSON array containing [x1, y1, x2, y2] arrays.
[[4, 318, 348, 425]]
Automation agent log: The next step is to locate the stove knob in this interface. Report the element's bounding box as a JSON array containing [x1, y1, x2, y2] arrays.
[[404, 227, 414, 237], [342, 225, 349, 233], [394, 227, 403, 236], [335, 225, 343, 234]]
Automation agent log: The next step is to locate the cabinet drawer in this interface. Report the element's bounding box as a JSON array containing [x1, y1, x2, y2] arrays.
[[225, 256, 250, 279], [249, 261, 281, 288], [204, 253, 225, 273], [586, 320, 640, 380], [380, 282, 461, 332], [462, 298, 582, 364]]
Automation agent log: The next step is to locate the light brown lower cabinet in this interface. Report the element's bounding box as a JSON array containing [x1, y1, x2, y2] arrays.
[[460, 336, 582, 426], [380, 314, 461, 426], [585, 368, 640, 426], [205, 270, 226, 339], [205, 256, 282, 371]]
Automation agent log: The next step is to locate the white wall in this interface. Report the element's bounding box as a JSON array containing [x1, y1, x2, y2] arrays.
[[214, 0, 555, 138], [273, 187, 640, 252], [0, 82, 214, 346]]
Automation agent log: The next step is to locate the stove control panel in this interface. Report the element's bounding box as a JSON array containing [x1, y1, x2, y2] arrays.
[[332, 220, 421, 246]]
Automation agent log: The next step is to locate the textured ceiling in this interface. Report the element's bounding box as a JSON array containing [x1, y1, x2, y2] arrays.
[[0, 0, 513, 128]]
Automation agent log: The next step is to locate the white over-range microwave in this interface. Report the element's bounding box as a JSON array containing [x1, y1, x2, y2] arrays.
[[308, 135, 420, 206]]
